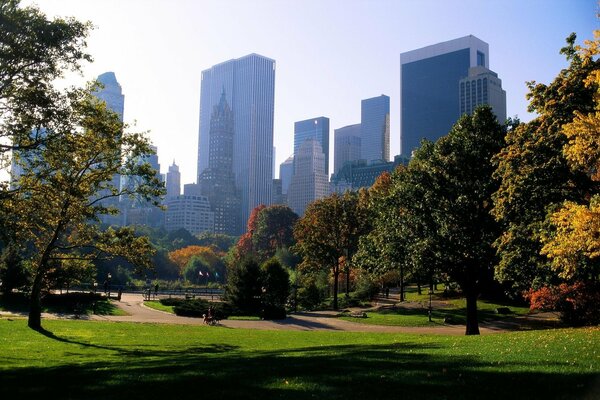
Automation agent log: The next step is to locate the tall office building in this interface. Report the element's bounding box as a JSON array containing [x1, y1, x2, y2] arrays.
[[279, 156, 294, 195], [94, 72, 125, 226], [400, 35, 489, 157], [459, 66, 506, 122], [166, 161, 181, 199], [334, 123, 361, 174], [361, 95, 390, 163], [164, 194, 214, 236], [294, 117, 330, 176], [197, 54, 276, 226], [96, 72, 125, 121], [287, 139, 329, 216], [199, 89, 241, 235]]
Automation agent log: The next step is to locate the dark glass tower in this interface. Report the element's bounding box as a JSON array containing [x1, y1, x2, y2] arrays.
[[361, 95, 390, 163], [400, 35, 489, 157], [198, 54, 275, 226], [199, 89, 241, 235]]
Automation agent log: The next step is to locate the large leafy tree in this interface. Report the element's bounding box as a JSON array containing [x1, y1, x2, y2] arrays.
[[252, 205, 298, 262], [540, 32, 600, 282], [5, 89, 163, 330], [426, 107, 505, 335], [294, 191, 368, 310], [492, 33, 598, 294]]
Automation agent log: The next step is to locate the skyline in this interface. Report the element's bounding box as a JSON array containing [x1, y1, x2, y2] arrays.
[[20, 0, 598, 185]]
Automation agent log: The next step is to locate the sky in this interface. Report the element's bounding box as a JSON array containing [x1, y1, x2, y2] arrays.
[[20, 0, 599, 185]]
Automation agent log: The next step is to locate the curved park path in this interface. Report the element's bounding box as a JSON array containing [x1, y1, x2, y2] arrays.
[[85, 293, 544, 335]]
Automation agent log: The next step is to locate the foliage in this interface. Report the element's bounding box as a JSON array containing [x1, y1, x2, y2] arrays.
[[235, 204, 266, 257], [224, 257, 262, 315], [540, 33, 600, 283], [252, 205, 298, 262], [492, 32, 599, 294], [196, 232, 237, 253], [260, 258, 290, 319], [168, 245, 223, 278], [525, 282, 600, 326], [169, 298, 230, 319], [296, 272, 328, 310]]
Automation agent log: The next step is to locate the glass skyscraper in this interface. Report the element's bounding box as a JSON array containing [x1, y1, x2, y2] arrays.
[[360, 95, 390, 163], [400, 35, 489, 157], [294, 117, 330, 176], [334, 123, 361, 174], [197, 54, 276, 226]]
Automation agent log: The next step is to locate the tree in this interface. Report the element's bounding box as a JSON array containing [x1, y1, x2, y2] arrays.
[[427, 107, 505, 334], [294, 191, 368, 310], [224, 257, 262, 315], [235, 204, 266, 258], [492, 33, 598, 295], [4, 87, 163, 331], [252, 205, 298, 262], [168, 245, 220, 277], [261, 258, 290, 319], [0, 0, 91, 163]]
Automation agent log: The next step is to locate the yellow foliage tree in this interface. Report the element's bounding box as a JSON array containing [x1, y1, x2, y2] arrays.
[[168, 245, 220, 276], [541, 31, 600, 278]]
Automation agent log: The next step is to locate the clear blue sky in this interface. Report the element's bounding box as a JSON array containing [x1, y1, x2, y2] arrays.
[[22, 0, 599, 185]]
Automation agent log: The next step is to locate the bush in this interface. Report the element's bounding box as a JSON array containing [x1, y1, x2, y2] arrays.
[[525, 282, 600, 326], [353, 274, 379, 301], [224, 257, 262, 315], [167, 298, 231, 319], [261, 258, 290, 320]]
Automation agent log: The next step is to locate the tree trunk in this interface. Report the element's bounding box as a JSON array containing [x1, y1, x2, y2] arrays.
[[465, 290, 480, 335], [333, 268, 339, 311], [399, 263, 405, 302], [345, 266, 350, 297], [417, 279, 422, 295], [28, 271, 45, 331]]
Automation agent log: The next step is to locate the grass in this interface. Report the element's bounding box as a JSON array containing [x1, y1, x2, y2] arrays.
[[0, 318, 598, 399], [0, 293, 127, 316], [143, 300, 175, 314], [340, 287, 532, 327]]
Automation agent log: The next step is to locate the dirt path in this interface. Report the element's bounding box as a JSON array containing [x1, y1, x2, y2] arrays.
[[86, 293, 520, 335]]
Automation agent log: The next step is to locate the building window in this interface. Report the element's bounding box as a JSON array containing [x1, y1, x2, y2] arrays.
[[477, 51, 485, 67]]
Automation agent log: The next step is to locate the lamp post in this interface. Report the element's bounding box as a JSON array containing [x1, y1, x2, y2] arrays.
[[107, 273, 112, 298]]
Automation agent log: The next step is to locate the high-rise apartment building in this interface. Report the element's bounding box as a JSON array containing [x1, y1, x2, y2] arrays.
[[166, 161, 181, 199], [164, 194, 214, 236], [197, 54, 276, 226], [459, 66, 506, 122], [294, 117, 330, 176], [287, 139, 329, 216], [334, 123, 361, 174], [400, 35, 489, 157], [199, 90, 241, 235], [361, 95, 390, 163]]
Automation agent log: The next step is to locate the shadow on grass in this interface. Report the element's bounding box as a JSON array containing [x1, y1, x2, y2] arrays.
[[1, 330, 598, 400]]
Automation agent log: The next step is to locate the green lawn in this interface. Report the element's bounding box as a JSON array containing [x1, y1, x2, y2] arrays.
[[0, 318, 598, 399], [340, 299, 532, 327], [143, 300, 175, 314]]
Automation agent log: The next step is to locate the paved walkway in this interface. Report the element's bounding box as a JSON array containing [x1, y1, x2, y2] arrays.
[[83, 293, 535, 335]]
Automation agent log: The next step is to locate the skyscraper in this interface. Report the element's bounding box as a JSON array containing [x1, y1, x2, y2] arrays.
[[294, 117, 330, 176], [197, 54, 275, 226], [459, 66, 506, 122], [94, 72, 125, 226], [166, 161, 181, 199], [199, 89, 241, 235], [279, 156, 294, 195], [95, 72, 124, 121], [334, 124, 361, 175], [287, 139, 329, 216], [361, 95, 390, 163], [400, 35, 489, 157]]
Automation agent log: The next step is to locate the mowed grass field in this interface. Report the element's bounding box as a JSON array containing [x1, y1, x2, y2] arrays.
[[0, 318, 598, 400]]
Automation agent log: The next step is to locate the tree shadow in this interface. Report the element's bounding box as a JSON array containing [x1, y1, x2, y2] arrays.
[[1, 333, 598, 400]]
